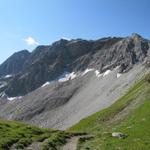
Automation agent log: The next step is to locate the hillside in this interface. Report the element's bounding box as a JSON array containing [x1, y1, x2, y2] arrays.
[[1, 74, 150, 150], [70, 75, 150, 150], [0, 119, 72, 150], [0, 64, 148, 130]]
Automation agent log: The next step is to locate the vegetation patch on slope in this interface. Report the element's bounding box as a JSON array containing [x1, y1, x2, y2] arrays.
[[70, 78, 150, 150], [0, 120, 70, 150]]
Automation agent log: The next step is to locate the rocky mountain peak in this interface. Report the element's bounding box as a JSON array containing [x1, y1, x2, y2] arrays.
[[52, 38, 70, 47], [130, 33, 143, 40], [0, 34, 150, 97]]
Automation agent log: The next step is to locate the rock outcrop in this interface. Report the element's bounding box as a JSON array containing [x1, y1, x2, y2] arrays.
[[1, 34, 150, 97]]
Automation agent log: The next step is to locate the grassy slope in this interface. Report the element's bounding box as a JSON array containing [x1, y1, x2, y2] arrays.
[[70, 79, 150, 150], [1, 75, 150, 150], [0, 120, 70, 150]]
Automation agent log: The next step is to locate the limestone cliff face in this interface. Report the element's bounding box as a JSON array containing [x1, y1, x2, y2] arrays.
[[1, 34, 150, 96]]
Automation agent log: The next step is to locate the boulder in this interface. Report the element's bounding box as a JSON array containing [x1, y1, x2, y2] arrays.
[[112, 132, 126, 139]]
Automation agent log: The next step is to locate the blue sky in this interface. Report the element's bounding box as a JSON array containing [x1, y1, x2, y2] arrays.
[[0, 0, 150, 64]]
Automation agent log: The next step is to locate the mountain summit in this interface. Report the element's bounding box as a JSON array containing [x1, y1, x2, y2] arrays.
[[0, 34, 149, 97]]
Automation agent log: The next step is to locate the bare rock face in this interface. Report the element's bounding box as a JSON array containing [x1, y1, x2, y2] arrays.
[[1, 34, 150, 97], [0, 50, 30, 76]]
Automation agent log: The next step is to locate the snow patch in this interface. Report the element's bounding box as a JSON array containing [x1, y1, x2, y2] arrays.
[[4, 75, 13, 78], [42, 82, 51, 87], [117, 73, 122, 78], [82, 68, 94, 76], [58, 72, 77, 82], [7, 96, 22, 101], [0, 92, 22, 101], [95, 70, 102, 77], [103, 70, 111, 77]]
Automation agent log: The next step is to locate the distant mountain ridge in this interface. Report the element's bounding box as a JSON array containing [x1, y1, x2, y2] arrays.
[[0, 33, 150, 97]]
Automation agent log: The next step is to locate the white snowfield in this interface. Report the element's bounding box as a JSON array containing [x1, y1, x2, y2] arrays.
[[95, 70, 102, 77], [41, 82, 51, 87], [103, 70, 111, 77], [41, 72, 77, 86], [117, 73, 122, 78], [82, 68, 94, 76], [0, 91, 22, 101], [0, 91, 22, 102], [42, 68, 114, 86], [4, 75, 13, 78], [58, 72, 77, 82], [7, 96, 22, 101]]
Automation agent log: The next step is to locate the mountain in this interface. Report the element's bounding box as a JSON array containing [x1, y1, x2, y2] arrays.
[[0, 50, 30, 77], [2, 33, 150, 97], [0, 33, 150, 131]]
